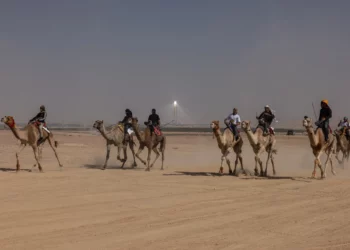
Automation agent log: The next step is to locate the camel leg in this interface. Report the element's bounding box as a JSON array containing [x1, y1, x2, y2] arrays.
[[232, 152, 239, 176], [149, 147, 160, 170], [102, 144, 111, 170], [117, 146, 123, 162], [329, 154, 336, 175], [219, 154, 225, 174], [160, 147, 164, 170], [48, 139, 63, 169], [135, 145, 147, 165], [15, 144, 26, 172], [129, 140, 137, 168], [335, 148, 343, 165], [145, 147, 152, 171], [32, 145, 43, 170], [254, 155, 259, 176], [316, 156, 324, 178], [32, 146, 43, 172], [270, 152, 276, 176], [264, 151, 272, 177], [120, 147, 127, 168], [238, 154, 245, 174], [256, 154, 264, 177]]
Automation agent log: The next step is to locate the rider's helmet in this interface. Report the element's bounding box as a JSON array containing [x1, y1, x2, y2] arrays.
[[344, 117, 348, 121], [40, 105, 46, 111]]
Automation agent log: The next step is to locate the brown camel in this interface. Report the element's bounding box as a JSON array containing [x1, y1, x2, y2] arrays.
[[93, 120, 138, 170], [1, 116, 62, 172], [131, 117, 166, 171], [210, 120, 245, 175], [335, 128, 350, 165], [241, 120, 277, 177], [302, 116, 336, 178]]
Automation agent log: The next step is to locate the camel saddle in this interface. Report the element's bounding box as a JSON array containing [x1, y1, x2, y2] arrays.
[[153, 126, 162, 136], [32, 121, 50, 134]]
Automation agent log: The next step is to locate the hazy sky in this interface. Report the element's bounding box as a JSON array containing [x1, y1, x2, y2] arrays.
[[1, 1, 349, 127]]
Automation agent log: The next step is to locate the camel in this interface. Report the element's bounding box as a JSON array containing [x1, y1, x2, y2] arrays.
[[93, 120, 138, 170], [302, 116, 336, 178], [240, 120, 277, 177], [334, 128, 349, 165], [130, 117, 166, 171], [0, 116, 62, 172], [210, 120, 245, 175]]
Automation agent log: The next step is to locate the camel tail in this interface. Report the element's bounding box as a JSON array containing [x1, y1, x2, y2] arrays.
[[54, 141, 59, 148], [272, 148, 277, 154]]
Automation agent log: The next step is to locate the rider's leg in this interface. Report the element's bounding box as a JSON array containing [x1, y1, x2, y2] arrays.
[[322, 121, 329, 142]]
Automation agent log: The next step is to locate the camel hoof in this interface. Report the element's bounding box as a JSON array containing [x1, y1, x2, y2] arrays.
[[219, 167, 224, 174], [160, 167, 164, 170], [229, 169, 233, 174], [145, 168, 150, 171]]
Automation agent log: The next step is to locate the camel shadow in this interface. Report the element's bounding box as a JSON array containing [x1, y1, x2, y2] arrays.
[[82, 164, 144, 171], [0, 167, 31, 172], [163, 169, 251, 177], [164, 171, 312, 182]]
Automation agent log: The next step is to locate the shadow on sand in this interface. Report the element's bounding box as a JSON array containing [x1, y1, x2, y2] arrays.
[[82, 164, 144, 171], [163, 171, 313, 182], [0, 167, 31, 173]]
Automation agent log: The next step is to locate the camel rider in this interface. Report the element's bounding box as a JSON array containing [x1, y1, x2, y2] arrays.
[[121, 109, 133, 142], [29, 105, 47, 142], [315, 100, 332, 142], [224, 108, 241, 140], [337, 117, 350, 140], [256, 105, 275, 135], [148, 108, 160, 135]]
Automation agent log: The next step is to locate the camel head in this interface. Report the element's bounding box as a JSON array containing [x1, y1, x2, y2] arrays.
[[302, 116, 313, 129], [241, 120, 251, 131], [1, 116, 16, 128], [131, 117, 139, 126], [93, 120, 104, 131], [210, 120, 220, 130]]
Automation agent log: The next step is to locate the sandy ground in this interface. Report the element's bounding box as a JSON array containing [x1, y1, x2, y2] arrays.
[[0, 130, 350, 250]]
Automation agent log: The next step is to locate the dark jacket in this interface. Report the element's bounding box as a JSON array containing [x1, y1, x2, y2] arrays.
[[318, 107, 332, 121], [258, 111, 275, 125], [148, 114, 160, 126], [29, 111, 47, 123]]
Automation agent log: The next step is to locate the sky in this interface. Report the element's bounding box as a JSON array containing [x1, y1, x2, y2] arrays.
[[1, 0, 350, 128]]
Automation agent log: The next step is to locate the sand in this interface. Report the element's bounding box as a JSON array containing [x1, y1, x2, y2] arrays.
[[0, 130, 349, 250]]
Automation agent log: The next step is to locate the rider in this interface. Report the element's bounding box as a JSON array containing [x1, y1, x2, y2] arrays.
[[121, 109, 133, 143], [29, 105, 47, 143], [224, 108, 241, 140], [256, 105, 275, 135], [338, 117, 350, 140], [148, 108, 160, 135], [316, 100, 332, 143]]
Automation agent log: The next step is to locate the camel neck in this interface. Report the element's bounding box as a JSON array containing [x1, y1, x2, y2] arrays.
[[213, 127, 224, 149], [132, 123, 144, 143], [98, 125, 112, 141], [245, 127, 258, 146], [306, 126, 318, 147], [9, 126, 22, 141]]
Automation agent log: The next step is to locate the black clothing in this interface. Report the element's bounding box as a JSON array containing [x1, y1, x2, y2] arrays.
[[148, 114, 160, 126], [29, 111, 47, 123], [258, 111, 275, 126], [317, 106, 332, 141], [318, 107, 332, 121], [121, 111, 133, 134], [148, 113, 160, 135]]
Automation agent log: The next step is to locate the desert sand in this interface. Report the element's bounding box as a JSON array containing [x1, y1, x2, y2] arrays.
[[0, 130, 349, 250]]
